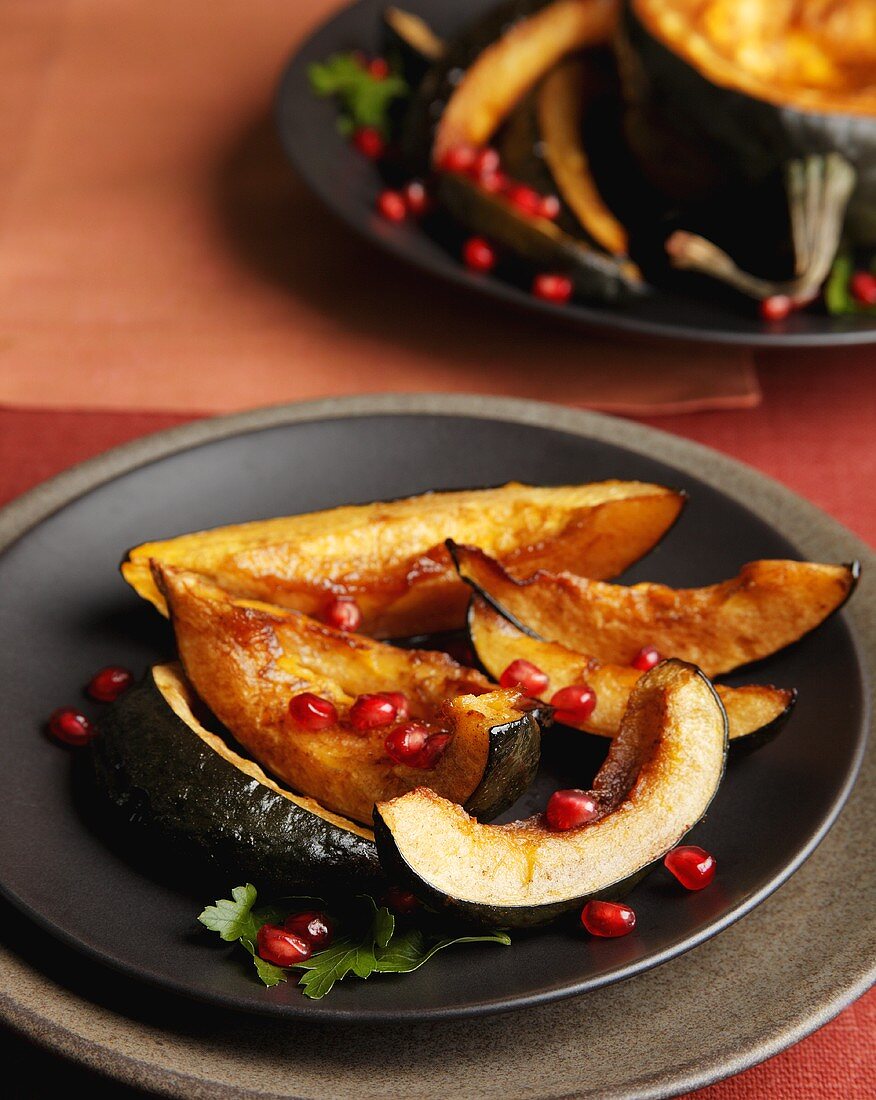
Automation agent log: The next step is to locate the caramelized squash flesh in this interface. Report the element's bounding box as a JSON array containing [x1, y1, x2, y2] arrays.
[[155, 566, 541, 827], [123, 481, 684, 638]]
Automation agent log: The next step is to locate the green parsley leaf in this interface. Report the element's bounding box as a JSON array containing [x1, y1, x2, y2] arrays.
[[198, 883, 259, 942], [825, 250, 876, 316], [373, 928, 512, 975], [308, 53, 408, 136], [239, 936, 287, 988]]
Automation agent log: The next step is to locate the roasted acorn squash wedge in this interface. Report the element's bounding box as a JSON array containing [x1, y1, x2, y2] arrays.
[[122, 480, 685, 637], [452, 542, 860, 677], [156, 566, 541, 827], [469, 596, 794, 747], [374, 659, 728, 927], [404, 0, 619, 169], [92, 664, 381, 892]]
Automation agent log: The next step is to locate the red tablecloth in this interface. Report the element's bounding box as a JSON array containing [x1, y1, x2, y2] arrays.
[[1, 380, 873, 1097]]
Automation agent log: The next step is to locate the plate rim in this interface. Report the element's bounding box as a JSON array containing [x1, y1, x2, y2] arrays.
[[274, 0, 876, 350], [0, 394, 873, 1098]]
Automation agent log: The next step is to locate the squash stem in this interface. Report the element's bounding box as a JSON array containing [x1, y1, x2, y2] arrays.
[[665, 154, 856, 304]]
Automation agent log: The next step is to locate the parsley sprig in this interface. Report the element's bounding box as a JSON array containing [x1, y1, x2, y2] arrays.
[[308, 53, 408, 136], [199, 884, 511, 998], [825, 250, 876, 316]]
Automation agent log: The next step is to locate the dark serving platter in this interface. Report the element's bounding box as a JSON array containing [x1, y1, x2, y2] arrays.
[[275, 0, 876, 348], [0, 397, 869, 1032]]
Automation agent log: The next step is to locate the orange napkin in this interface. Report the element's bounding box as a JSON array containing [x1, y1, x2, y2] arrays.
[[0, 0, 758, 415]]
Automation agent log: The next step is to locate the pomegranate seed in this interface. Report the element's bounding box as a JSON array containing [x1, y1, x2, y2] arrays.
[[664, 845, 717, 890], [376, 189, 407, 223], [438, 144, 477, 174], [463, 236, 496, 273], [87, 665, 134, 703], [385, 721, 429, 763], [402, 180, 430, 217], [382, 691, 410, 720], [631, 645, 662, 672], [322, 596, 362, 632], [479, 170, 508, 194], [350, 692, 398, 731], [500, 659, 549, 695], [505, 183, 543, 216], [550, 684, 596, 724], [533, 273, 573, 303], [412, 732, 451, 769], [48, 707, 96, 747], [368, 57, 390, 80], [288, 692, 338, 731], [537, 194, 561, 219], [283, 910, 334, 949], [256, 924, 312, 967], [759, 294, 793, 321], [471, 146, 501, 180], [850, 271, 876, 306], [581, 900, 636, 937], [352, 126, 386, 160], [383, 886, 420, 913], [545, 789, 599, 831]]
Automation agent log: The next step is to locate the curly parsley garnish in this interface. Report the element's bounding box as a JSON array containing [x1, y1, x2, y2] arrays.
[[308, 53, 408, 137]]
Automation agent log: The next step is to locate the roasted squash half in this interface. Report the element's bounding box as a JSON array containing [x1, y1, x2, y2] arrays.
[[156, 566, 541, 826], [452, 542, 859, 677], [122, 481, 684, 638], [92, 664, 380, 892], [375, 659, 728, 927], [469, 595, 794, 746]]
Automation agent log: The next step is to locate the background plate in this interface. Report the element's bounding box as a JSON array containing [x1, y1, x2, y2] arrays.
[[0, 396, 873, 1095], [276, 0, 876, 348]]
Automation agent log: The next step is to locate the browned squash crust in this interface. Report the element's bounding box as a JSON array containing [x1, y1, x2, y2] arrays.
[[122, 481, 684, 638], [155, 565, 541, 826], [453, 543, 859, 676]]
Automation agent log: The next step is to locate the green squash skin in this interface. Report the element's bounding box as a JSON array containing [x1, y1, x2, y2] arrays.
[[463, 712, 541, 821], [374, 664, 729, 929], [401, 0, 556, 173], [92, 672, 381, 895], [616, 2, 876, 246]]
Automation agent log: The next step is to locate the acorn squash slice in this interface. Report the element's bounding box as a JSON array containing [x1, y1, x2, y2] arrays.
[[122, 480, 685, 638], [469, 596, 794, 747], [156, 566, 541, 827], [452, 542, 859, 677], [92, 664, 380, 892], [374, 659, 728, 927]]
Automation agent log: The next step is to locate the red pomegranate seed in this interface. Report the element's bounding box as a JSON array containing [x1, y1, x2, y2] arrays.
[[385, 721, 429, 764], [545, 789, 599, 831], [368, 57, 390, 80], [463, 236, 497, 273], [505, 183, 542, 216], [87, 665, 134, 703], [438, 144, 477, 174], [537, 194, 561, 219], [471, 146, 501, 180], [256, 924, 312, 967], [500, 659, 549, 695], [383, 886, 420, 913], [759, 294, 793, 321], [284, 911, 334, 949], [533, 273, 573, 303], [412, 732, 451, 769], [352, 126, 386, 160], [376, 189, 407, 222], [850, 271, 876, 306], [581, 900, 637, 938], [550, 684, 596, 724], [48, 707, 96, 747], [664, 845, 717, 890], [631, 645, 662, 672], [288, 692, 338, 731], [382, 691, 410, 720], [402, 179, 430, 217], [479, 170, 508, 194], [322, 596, 362, 632], [350, 692, 398, 731]]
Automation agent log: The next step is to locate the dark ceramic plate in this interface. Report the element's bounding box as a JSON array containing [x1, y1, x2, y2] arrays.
[[0, 401, 867, 1024], [275, 0, 876, 348]]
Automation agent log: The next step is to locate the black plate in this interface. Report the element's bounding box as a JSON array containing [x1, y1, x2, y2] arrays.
[[275, 0, 876, 348], [0, 404, 867, 1023]]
